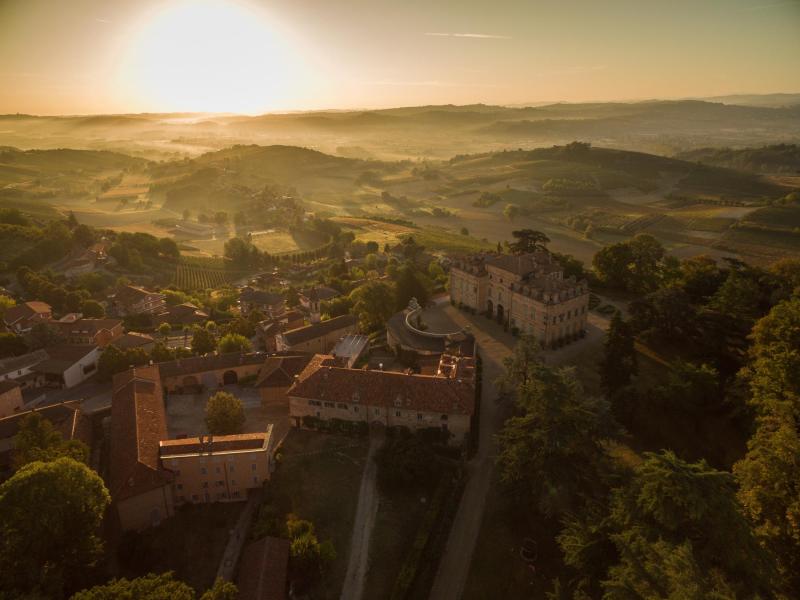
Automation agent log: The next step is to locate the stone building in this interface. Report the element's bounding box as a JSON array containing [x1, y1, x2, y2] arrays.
[[449, 252, 589, 347], [275, 314, 357, 355], [159, 429, 274, 505], [288, 353, 476, 444]]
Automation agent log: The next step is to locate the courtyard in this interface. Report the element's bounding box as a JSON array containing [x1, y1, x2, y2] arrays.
[[164, 384, 290, 444]]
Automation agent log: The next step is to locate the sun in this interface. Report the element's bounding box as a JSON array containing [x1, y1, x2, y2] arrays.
[[118, 0, 311, 114]]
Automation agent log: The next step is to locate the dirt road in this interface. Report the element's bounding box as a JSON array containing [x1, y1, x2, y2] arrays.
[[340, 433, 382, 600]]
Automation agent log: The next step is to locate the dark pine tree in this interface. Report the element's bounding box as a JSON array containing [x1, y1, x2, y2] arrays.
[[600, 311, 638, 394]]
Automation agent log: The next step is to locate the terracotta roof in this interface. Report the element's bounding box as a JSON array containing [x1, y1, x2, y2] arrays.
[[55, 318, 122, 335], [3, 301, 51, 325], [114, 285, 163, 306], [289, 355, 475, 415], [0, 400, 91, 452], [256, 355, 312, 388], [112, 332, 155, 349], [159, 430, 271, 457], [157, 352, 266, 379], [110, 366, 172, 500], [237, 536, 290, 600], [157, 303, 209, 324], [280, 314, 357, 347]]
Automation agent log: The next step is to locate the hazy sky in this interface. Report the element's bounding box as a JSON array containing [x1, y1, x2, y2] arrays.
[[1, 0, 799, 114]]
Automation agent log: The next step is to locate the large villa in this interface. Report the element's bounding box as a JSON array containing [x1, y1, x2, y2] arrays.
[[449, 251, 590, 347]]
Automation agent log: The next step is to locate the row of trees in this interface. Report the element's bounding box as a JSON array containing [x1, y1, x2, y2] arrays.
[[495, 335, 784, 597]]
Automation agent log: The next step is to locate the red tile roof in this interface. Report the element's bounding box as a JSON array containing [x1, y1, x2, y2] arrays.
[[110, 366, 172, 500], [3, 301, 51, 325], [159, 431, 271, 457], [237, 536, 290, 600], [280, 314, 356, 347], [256, 355, 312, 388], [289, 355, 475, 415]]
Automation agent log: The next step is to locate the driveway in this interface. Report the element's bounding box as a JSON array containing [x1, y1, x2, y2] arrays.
[[340, 432, 382, 600], [429, 304, 612, 600]]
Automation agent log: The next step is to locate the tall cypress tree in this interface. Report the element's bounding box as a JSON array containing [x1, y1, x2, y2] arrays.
[[600, 311, 638, 393]]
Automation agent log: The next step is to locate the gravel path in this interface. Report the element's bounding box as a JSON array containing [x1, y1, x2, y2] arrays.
[[340, 433, 382, 600]]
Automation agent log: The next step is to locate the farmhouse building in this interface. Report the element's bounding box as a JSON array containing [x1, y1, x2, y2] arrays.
[[54, 317, 124, 347], [159, 428, 274, 505], [449, 252, 589, 347], [275, 314, 357, 354], [255, 355, 312, 407], [111, 285, 167, 316], [239, 287, 285, 318], [3, 301, 52, 333], [158, 352, 267, 394], [288, 353, 476, 444]]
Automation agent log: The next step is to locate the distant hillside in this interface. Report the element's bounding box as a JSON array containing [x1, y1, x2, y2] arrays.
[[675, 144, 800, 175]]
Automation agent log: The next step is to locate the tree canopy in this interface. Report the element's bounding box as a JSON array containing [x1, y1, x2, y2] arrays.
[[205, 391, 245, 435], [0, 457, 110, 598]]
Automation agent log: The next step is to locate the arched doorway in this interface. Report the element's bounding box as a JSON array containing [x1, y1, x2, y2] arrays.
[[496, 304, 505, 324], [486, 299, 494, 316], [223, 370, 238, 385]]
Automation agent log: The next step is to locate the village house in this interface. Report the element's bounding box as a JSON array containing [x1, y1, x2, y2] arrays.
[[298, 286, 339, 313], [275, 314, 357, 354], [159, 428, 274, 505], [34, 344, 100, 388], [239, 287, 285, 318], [3, 301, 52, 333], [112, 331, 156, 352], [255, 355, 312, 407], [0, 400, 92, 479], [155, 302, 209, 327], [110, 285, 167, 317], [0, 350, 48, 389], [287, 353, 476, 444], [0, 381, 23, 419], [258, 310, 305, 353], [54, 317, 124, 347], [330, 333, 370, 368], [449, 251, 590, 348]]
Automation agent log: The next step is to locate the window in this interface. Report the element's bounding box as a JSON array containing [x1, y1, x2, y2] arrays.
[[216, 481, 224, 487], [337, 403, 348, 409], [441, 414, 448, 421], [308, 399, 321, 406], [201, 467, 207, 475], [192, 494, 199, 502], [324, 401, 335, 408], [251, 463, 257, 471], [202, 482, 208, 488], [176, 483, 183, 490], [417, 413, 423, 421], [233, 491, 241, 498], [229, 465, 235, 472], [253, 477, 259, 484], [395, 410, 401, 417], [231, 480, 236, 486], [354, 406, 359, 413], [374, 408, 381, 416], [215, 466, 221, 474]]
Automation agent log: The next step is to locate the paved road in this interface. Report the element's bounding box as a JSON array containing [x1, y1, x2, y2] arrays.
[[340, 433, 382, 600], [429, 305, 611, 600]]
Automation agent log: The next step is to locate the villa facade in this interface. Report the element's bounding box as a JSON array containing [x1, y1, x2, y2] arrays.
[[449, 252, 590, 347]]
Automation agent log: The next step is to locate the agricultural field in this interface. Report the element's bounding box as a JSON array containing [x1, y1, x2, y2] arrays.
[[171, 257, 250, 290]]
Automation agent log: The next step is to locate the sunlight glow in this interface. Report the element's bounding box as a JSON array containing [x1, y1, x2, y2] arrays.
[[118, 0, 311, 113]]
